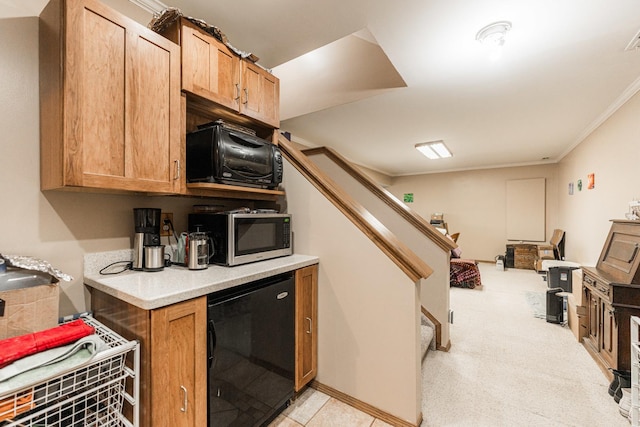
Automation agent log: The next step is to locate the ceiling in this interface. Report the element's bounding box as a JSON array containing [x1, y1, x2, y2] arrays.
[[6, 0, 640, 176]]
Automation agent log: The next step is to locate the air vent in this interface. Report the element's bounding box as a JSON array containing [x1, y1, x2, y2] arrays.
[[625, 29, 640, 51]]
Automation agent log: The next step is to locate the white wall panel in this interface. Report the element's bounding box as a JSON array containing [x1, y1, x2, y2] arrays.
[[506, 178, 546, 242]]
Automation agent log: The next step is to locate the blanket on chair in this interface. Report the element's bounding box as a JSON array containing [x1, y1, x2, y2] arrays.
[[450, 259, 482, 289]]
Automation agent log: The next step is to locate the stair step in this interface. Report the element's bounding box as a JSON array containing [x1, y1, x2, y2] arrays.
[[420, 314, 435, 359]]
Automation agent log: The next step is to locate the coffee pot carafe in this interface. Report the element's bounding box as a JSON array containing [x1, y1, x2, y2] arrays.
[[132, 208, 163, 271], [188, 231, 211, 270]]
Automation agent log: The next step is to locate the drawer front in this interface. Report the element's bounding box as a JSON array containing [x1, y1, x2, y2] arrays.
[[583, 271, 611, 301]]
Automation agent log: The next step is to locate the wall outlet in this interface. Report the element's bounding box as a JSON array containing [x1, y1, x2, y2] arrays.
[[161, 213, 173, 236]]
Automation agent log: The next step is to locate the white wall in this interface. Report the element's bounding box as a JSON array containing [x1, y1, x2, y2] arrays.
[[282, 160, 422, 424], [385, 88, 640, 266], [308, 152, 450, 346], [557, 89, 640, 266], [388, 164, 559, 262]]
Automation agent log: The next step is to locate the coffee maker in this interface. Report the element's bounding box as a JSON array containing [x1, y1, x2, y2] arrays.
[[132, 208, 163, 271]]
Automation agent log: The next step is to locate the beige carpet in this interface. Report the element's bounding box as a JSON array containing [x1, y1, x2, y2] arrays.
[[421, 263, 628, 426]]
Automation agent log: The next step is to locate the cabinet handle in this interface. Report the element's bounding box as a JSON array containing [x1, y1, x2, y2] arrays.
[[243, 88, 249, 105], [174, 160, 180, 181], [306, 317, 312, 334], [234, 83, 240, 102], [180, 385, 187, 412]]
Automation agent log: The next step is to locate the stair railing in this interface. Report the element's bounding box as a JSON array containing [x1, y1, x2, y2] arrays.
[[278, 135, 432, 283], [303, 146, 457, 252]]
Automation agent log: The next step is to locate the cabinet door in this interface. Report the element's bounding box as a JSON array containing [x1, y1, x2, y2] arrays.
[[587, 290, 599, 348], [151, 297, 207, 427], [181, 24, 240, 111], [63, 0, 127, 188], [48, 0, 181, 193], [240, 61, 280, 128], [586, 288, 602, 351], [124, 28, 182, 193], [601, 301, 617, 367], [295, 264, 318, 391]]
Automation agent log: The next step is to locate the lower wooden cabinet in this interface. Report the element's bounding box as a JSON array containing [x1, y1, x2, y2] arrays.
[[581, 267, 640, 378], [295, 264, 318, 391], [91, 291, 206, 427], [583, 271, 619, 376], [585, 284, 617, 369], [150, 297, 207, 427], [91, 264, 318, 426]]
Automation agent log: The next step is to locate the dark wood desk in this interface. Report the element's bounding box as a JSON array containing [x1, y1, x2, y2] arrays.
[[581, 220, 640, 379]]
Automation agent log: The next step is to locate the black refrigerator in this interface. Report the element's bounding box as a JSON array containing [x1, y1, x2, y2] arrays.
[[207, 272, 295, 426]]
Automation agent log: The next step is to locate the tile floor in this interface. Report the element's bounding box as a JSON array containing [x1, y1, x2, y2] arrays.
[[269, 387, 393, 427]]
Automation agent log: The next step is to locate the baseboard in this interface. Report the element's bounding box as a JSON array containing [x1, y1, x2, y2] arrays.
[[310, 380, 421, 427]]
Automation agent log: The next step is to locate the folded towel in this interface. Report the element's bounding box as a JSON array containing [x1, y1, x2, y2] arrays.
[[0, 389, 34, 422], [0, 319, 94, 369], [0, 334, 107, 395]]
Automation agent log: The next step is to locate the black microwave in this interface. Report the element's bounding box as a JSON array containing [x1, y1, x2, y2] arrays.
[[189, 212, 292, 266], [186, 123, 283, 189]]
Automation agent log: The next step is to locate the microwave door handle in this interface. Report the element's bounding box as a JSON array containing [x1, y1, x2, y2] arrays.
[[208, 319, 217, 368]]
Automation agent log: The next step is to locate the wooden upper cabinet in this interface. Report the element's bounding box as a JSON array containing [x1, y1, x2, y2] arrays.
[[181, 24, 240, 112], [163, 19, 280, 128], [240, 61, 280, 128], [39, 0, 181, 193]]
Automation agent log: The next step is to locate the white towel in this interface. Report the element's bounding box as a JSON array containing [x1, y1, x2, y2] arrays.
[[0, 334, 107, 395]]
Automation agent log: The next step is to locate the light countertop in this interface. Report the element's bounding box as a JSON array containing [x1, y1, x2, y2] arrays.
[[84, 251, 318, 310]]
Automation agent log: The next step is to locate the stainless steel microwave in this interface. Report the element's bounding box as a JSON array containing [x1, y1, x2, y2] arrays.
[[188, 212, 292, 266]]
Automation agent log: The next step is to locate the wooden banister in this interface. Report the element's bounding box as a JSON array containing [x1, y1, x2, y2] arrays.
[[421, 306, 449, 351], [303, 146, 457, 252], [279, 135, 433, 283]]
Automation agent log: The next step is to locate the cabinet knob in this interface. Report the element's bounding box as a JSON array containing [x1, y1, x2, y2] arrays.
[[235, 83, 240, 102], [243, 88, 249, 105], [180, 385, 188, 413]]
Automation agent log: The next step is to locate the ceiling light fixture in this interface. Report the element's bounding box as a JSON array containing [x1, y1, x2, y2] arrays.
[[415, 141, 452, 160], [128, 0, 168, 14], [476, 21, 511, 60], [475, 21, 512, 47]]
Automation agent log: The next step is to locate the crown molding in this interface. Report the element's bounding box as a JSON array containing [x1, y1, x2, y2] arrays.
[[558, 75, 640, 161]]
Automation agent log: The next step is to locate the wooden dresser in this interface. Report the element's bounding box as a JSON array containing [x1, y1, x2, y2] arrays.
[[582, 220, 640, 379]]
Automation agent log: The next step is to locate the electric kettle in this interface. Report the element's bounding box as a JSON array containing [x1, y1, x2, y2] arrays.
[[188, 232, 210, 270]]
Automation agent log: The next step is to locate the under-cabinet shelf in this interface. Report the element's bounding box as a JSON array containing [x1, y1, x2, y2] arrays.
[[185, 182, 284, 201]]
